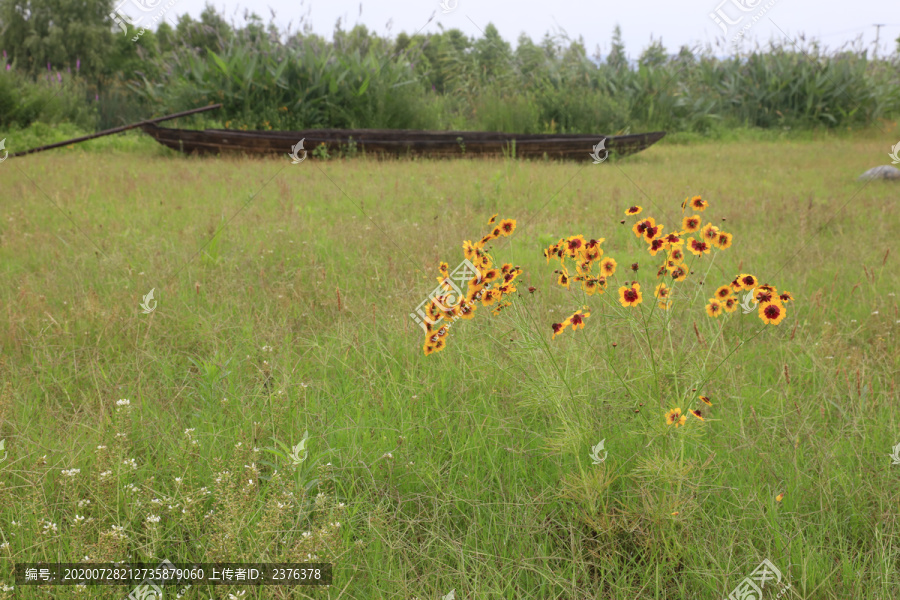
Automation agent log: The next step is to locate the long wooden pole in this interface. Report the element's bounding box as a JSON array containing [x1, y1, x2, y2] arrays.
[[10, 103, 222, 157]]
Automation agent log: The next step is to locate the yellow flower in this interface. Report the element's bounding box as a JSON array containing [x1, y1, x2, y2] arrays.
[[665, 408, 686, 427], [618, 282, 642, 307]]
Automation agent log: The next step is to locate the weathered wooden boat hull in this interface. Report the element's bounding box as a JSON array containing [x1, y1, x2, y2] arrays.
[[141, 124, 665, 160]]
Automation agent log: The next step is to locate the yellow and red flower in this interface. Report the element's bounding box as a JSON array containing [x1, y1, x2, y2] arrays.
[[706, 299, 723, 317], [688, 238, 711, 256], [618, 282, 643, 307], [681, 216, 701, 233], [499, 219, 516, 236], [759, 300, 786, 325], [600, 257, 617, 277], [714, 231, 733, 250], [689, 195, 708, 211], [738, 274, 758, 291], [665, 408, 686, 427], [700, 223, 719, 242]]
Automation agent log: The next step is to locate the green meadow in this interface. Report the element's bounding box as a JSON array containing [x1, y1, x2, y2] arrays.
[[1, 129, 899, 599]]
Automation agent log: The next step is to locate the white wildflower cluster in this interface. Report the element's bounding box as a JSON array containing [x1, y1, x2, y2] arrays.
[[41, 520, 58, 535], [61, 468, 80, 477], [73, 514, 85, 524], [78, 499, 91, 508], [184, 428, 199, 447], [146, 515, 160, 524], [108, 525, 128, 540], [99, 470, 113, 478], [123, 458, 138, 470]]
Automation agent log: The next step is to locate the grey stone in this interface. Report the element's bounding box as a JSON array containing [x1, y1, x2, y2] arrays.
[[858, 165, 900, 181]]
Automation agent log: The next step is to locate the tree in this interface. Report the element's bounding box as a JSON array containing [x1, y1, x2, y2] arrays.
[[638, 36, 667, 69], [606, 25, 627, 72], [0, 0, 114, 80], [471, 23, 511, 82]]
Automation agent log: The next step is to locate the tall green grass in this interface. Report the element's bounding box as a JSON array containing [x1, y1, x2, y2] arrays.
[[1, 132, 898, 598]]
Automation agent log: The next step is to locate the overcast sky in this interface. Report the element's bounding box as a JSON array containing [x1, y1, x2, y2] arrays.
[[123, 0, 900, 58]]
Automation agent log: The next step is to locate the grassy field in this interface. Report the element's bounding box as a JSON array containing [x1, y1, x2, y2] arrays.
[[1, 130, 899, 599]]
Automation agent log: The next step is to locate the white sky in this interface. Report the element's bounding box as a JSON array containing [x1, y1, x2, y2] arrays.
[[126, 0, 900, 58]]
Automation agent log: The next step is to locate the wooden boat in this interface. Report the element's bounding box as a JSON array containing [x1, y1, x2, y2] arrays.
[[140, 123, 665, 160]]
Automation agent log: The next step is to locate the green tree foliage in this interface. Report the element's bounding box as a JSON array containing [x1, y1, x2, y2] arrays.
[[0, 0, 113, 80]]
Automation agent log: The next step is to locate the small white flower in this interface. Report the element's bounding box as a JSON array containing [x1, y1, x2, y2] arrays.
[[116, 399, 130, 407], [302, 531, 311, 538], [175, 477, 183, 484], [299, 382, 309, 388], [184, 428, 195, 436], [331, 521, 341, 528], [262, 345, 273, 352], [41, 520, 58, 534], [73, 514, 85, 523], [99, 470, 113, 478], [872, 311, 879, 315], [382, 452, 393, 460], [78, 499, 90, 508], [96, 445, 107, 451], [151, 498, 161, 504], [337, 502, 346, 509], [851, 319, 857, 323], [123, 458, 138, 470], [0, 541, 9, 550], [115, 433, 127, 439], [248, 479, 253, 486], [61, 468, 81, 477], [1, 584, 13, 592]]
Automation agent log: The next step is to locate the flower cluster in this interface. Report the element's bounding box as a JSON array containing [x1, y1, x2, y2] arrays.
[[422, 214, 520, 355], [665, 395, 714, 427], [708, 276, 794, 325], [546, 195, 795, 337]]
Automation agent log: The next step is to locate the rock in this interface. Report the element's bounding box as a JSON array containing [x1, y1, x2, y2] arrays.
[[857, 165, 900, 181]]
